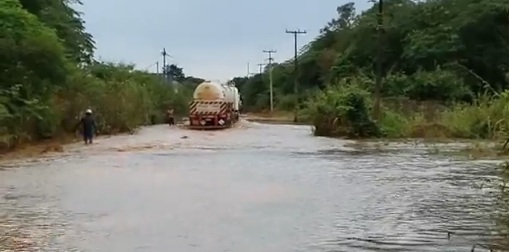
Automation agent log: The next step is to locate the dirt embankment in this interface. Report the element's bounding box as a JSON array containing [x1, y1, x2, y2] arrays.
[[0, 121, 187, 161], [0, 135, 81, 161], [0, 132, 127, 161]]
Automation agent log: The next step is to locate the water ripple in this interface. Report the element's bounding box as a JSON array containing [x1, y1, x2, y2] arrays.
[[0, 122, 505, 251]]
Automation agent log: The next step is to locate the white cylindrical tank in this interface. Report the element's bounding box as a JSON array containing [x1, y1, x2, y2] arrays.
[[238, 92, 242, 110], [193, 81, 225, 100], [221, 84, 234, 104], [228, 87, 234, 104], [232, 87, 240, 110]]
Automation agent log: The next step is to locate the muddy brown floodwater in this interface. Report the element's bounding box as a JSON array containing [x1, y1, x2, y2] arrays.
[[0, 121, 505, 251]]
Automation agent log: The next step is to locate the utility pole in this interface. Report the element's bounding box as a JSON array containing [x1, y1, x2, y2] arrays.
[[257, 63, 265, 74], [373, 0, 384, 121], [156, 62, 159, 74], [286, 29, 306, 122], [161, 48, 167, 82], [247, 62, 250, 77], [263, 49, 276, 112]]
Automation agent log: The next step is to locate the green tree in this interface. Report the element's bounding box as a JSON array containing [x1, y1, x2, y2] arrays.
[[164, 64, 185, 82], [233, 0, 509, 109], [18, 0, 95, 64], [0, 0, 203, 150]]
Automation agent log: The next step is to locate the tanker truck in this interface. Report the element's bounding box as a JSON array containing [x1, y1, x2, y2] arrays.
[[188, 80, 241, 129]]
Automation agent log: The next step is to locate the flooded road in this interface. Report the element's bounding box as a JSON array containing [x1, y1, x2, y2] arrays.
[[0, 121, 504, 251]]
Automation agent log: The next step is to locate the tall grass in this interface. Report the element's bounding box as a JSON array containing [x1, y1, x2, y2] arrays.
[[304, 78, 509, 140]]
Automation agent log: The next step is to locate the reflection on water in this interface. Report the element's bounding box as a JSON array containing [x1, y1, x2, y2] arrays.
[[0, 121, 507, 251]]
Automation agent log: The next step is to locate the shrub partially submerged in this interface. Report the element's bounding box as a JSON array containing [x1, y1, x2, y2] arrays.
[[304, 76, 509, 140], [304, 79, 380, 138]]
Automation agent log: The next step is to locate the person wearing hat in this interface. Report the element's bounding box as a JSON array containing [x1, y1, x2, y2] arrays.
[[75, 109, 97, 144], [166, 108, 175, 126]]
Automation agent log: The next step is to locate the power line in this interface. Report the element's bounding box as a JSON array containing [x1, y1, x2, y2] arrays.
[[263, 49, 276, 112], [285, 29, 306, 122], [143, 61, 159, 72]]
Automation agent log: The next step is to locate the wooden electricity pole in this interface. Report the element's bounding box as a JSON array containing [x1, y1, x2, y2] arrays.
[[286, 29, 306, 122], [263, 49, 276, 112]]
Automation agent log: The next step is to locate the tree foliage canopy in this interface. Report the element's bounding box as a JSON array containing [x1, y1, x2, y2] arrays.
[[0, 0, 200, 150], [234, 0, 509, 111]]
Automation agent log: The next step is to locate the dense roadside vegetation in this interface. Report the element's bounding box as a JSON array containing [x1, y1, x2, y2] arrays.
[[0, 0, 200, 152], [232, 0, 509, 139]]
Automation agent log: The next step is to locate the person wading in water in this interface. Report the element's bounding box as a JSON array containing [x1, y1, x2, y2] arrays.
[[166, 108, 175, 126], [75, 109, 97, 144]]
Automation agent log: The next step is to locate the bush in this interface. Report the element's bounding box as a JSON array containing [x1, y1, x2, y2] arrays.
[[376, 90, 509, 140], [301, 74, 509, 140], [0, 63, 194, 150], [379, 110, 409, 138], [439, 91, 509, 139], [0, 0, 197, 151], [304, 78, 381, 138]]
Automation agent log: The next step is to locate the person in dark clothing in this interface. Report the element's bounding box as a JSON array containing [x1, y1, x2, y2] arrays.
[[76, 109, 97, 144], [166, 109, 175, 126]]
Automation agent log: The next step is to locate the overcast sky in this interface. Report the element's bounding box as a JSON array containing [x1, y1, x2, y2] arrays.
[[78, 0, 371, 81]]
